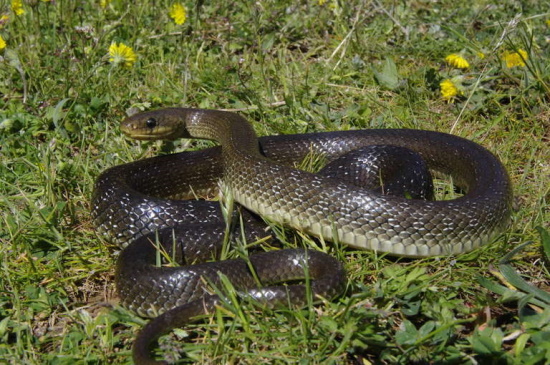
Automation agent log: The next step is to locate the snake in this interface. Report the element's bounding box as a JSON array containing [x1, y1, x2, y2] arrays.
[[91, 108, 512, 364]]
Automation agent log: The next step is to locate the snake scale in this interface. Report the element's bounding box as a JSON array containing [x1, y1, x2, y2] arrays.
[[91, 108, 512, 364]]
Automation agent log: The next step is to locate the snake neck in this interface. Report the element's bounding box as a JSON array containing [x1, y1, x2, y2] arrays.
[[184, 109, 262, 161]]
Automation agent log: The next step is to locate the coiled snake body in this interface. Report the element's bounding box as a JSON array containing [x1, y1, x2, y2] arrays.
[[92, 108, 512, 364]]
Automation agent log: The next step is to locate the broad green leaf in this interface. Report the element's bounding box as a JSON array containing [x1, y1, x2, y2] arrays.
[[373, 57, 400, 90]]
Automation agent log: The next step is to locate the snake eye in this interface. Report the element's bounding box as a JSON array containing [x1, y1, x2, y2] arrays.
[[146, 118, 157, 129]]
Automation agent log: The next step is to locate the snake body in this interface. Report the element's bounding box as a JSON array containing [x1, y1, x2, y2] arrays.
[[91, 108, 512, 363]]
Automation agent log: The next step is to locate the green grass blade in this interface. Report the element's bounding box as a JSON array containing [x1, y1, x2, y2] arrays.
[[535, 226, 550, 263], [498, 264, 550, 305], [476, 276, 548, 308]]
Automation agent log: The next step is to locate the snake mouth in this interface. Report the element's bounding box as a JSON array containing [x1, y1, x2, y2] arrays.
[[120, 125, 180, 140], [123, 131, 176, 140]]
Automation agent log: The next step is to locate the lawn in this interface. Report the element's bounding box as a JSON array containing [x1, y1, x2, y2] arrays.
[[1, 0, 549, 364]]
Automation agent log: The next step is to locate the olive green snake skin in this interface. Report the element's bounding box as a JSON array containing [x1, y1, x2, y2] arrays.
[[91, 108, 512, 364]]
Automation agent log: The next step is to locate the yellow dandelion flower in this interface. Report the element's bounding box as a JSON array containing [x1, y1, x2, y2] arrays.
[[169, 3, 187, 25], [108, 42, 137, 68], [476, 52, 485, 59], [0, 35, 6, 50], [440, 79, 461, 102], [445, 54, 470, 69], [11, 0, 25, 16], [501, 49, 528, 68], [100, 0, 111, 9]]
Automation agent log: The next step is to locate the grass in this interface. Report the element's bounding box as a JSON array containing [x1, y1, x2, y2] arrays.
[[1, 0, 549, 364]]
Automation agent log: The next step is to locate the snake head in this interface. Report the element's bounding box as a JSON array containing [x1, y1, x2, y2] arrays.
[[121, 108, 192, 140]]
